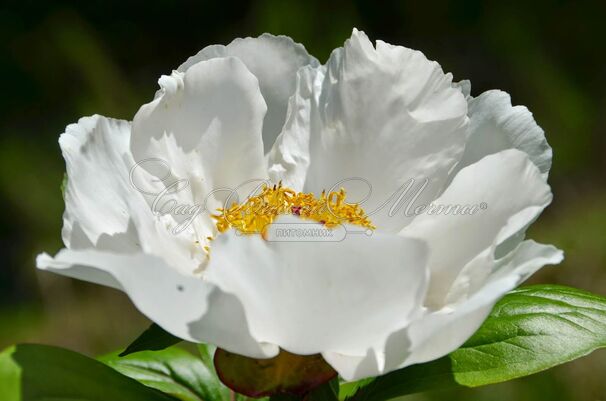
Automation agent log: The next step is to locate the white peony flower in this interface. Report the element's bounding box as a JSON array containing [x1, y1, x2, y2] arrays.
[[37, 29, 563, 381]]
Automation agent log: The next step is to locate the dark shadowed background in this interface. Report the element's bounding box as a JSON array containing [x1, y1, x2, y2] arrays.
[[1, 1, 605, 400]]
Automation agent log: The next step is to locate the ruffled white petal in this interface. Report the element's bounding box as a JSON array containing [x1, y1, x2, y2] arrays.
[[402, 240, 563, 366], [401, 149, 553, 308], [322, 350, 387, 382], [60, 115, 142, 252], [453, 79, 472, 99], [455, 90, 553, 178], [131, 57, 268, 197], [178, 34, 319, 153], [204, 218, 428, 359], [327, 240, 562, 380], [274, 29, 468, 232], [36, 248, 278, 358], [58, 114, 204, 276], [267, 65, 324, 191]]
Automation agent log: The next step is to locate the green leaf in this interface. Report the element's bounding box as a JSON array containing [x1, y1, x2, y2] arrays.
[[347, 285, 606, 401], [101, 347, 227, 401], [0, 343, 176, 401], [120, 323, 182, 356], [215, 348, 337, 398], [197, 343, 216, 372], [338, 378, 373, 401]]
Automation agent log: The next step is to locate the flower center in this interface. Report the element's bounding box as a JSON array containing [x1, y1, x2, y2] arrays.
[[212, 183, 375, 236]]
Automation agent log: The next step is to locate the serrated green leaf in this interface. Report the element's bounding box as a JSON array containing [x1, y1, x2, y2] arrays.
[[347, 285, 606, 401], [120, 323, 182, 356], [101, 347, 226, 401], [0, 344, 176, 401]]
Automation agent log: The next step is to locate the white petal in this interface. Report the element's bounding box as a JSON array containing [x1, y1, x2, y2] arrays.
[[322, 324, 415, 381], [455, 90, 553, 178], [453, 79, 472, 99], [322, 351, 386, 382], [204, 219, 428, 357], [131, 57, 268, 195], [122, 193, 206, 276], [60, 115, 208, 275], [178, 34, 320, 153], [401, 149, 553, 307], [267, 65, 324, 191], [402, 240, 563, 366], [490, 239, 564, 283], [298, 29, 469, 232], [403, 275, 521, 367], [128, 130, 219, 262], [327, 240, 562, 380], [325, 280, 515, 381], [60, 115, 144, 252], [36, 249, 278, 358]]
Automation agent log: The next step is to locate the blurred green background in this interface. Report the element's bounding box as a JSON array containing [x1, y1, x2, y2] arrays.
[[1, 0, 605, 399]]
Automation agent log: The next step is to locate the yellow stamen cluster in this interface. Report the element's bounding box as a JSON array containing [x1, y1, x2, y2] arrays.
[[212, 183, 375, 236]]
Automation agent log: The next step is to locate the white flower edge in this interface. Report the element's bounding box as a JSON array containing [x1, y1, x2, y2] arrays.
[[453, 86, 553, 179]]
